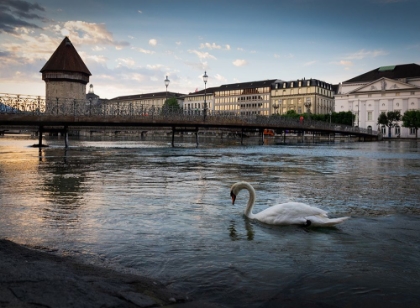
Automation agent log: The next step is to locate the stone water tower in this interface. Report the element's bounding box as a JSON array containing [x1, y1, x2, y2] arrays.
[[40, 37, 91, 111]]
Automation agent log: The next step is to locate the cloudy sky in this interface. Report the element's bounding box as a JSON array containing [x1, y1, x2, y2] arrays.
[[0, 0, 419, 99]]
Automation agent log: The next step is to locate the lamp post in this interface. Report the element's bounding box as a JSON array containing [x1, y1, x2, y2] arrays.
[[272, 100, 279, 115], [304, 97, 311, 120], [203, 71, 208, 121], [329, 109, 332, 126], [164, 75, 170, 102]]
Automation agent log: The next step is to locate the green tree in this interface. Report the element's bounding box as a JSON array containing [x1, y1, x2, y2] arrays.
[[162, 97, 181, 113], [402, 110, 420, 139], [377, 111, 401, 138]]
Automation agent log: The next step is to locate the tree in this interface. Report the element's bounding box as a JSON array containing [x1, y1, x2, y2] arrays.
[[402, 110, 420, 139], [377, 111, 401, 138], [162, 97, 181, 113]]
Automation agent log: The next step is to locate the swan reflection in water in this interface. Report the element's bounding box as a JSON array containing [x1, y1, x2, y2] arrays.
[[228, 219, 254, 241], [230, 182, 349, 227]]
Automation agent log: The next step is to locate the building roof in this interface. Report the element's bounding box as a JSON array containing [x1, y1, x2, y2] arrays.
[[40, 37, 91, 75], [344, 63, 420, 83], [187, 87, 217, 96], [273, 78, 332, 89], [110, 91, 185, 101], [218, 79, 278, 91]]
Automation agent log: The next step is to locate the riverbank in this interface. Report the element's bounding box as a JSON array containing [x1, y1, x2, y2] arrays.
[[0, 239, 218, 307]]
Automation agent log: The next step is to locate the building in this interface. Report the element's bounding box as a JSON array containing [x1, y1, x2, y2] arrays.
[[40, 37, 91, 111], [335, 63, 420, 137], [214, 80, 277, 116], [183, 87, 216, 115], [271, 79, 335, 115], [107, 91, 185, 115]]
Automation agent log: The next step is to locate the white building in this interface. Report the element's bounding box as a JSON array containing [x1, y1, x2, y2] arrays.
[[335, 63, 420, 138], [183, 87, 216, 115]]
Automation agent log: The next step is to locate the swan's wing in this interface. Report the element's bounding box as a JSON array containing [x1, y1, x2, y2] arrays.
[[253, 202, 328, 225]]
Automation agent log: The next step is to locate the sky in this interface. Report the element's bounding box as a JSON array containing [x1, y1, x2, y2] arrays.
[[1, 0, 420, 99]]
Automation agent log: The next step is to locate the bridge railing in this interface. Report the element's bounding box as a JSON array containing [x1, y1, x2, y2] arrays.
[[0, 94, 377, 136]]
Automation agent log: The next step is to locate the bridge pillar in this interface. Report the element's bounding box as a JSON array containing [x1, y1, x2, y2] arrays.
[[195, 127, 199, 148], [64, 126, 69, 148], [172, 127, 175, 147], [38, 126, 43, 147]]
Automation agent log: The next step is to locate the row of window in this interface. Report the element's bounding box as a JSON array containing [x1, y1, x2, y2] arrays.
[[376, 126, 416, 135]]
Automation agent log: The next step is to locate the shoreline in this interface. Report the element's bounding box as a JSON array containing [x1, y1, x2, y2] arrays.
[[0, 239, 218, 307]]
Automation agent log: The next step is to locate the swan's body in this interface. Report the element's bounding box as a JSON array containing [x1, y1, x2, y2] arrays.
[[230, 182, 349, 227]]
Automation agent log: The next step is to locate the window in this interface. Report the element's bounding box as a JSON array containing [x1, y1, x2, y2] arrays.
[[410, 127, 416, 135], [381, 126, 386, 135], [367, 111, 372, 121], [367, 126, 372, 134], [395, 126, 400, 136]]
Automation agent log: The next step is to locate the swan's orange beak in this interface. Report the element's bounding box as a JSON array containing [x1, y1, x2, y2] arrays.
[[230, 191, 236, 205]]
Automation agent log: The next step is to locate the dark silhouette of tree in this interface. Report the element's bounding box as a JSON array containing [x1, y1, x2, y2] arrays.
[[377, 111, 401, 138], [402, 110, 420, 139]]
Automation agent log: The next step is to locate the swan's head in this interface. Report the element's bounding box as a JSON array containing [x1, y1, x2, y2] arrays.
[[230, 182, 251, 205]]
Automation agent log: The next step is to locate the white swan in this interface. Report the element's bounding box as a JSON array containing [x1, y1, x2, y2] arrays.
[[230, 182, 349, 227]]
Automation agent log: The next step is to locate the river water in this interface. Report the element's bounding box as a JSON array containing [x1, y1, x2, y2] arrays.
[[0, 135, 419, 307]]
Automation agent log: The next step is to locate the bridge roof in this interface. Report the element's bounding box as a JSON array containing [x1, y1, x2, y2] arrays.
[[343, 63, 420, 83], [40, 37, 91, 76]]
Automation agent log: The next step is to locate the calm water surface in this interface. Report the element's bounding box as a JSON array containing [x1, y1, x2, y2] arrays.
[[0, 135, 420, 307]]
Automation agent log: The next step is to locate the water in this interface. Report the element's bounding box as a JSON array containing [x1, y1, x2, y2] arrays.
[[1, 135, 420, 307]]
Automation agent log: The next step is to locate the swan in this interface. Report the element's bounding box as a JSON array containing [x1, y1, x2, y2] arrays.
[[230, 182, 349, 227]]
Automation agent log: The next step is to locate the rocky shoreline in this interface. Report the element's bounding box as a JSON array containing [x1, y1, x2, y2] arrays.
[[0, 239, 218, 307]]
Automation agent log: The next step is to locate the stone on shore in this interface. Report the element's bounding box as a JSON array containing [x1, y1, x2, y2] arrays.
[[0, 239, 194, 307]]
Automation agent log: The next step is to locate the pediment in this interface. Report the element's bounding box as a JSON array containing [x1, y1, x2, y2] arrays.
[[349, 77, 417, 94]]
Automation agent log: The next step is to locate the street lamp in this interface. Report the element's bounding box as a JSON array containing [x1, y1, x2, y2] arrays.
[[164, 75, 170, 101], [329, 109, 332, 126], [304, 97, 311, 120], [203, 71, 208, 121], [272, 100, 279, 115]]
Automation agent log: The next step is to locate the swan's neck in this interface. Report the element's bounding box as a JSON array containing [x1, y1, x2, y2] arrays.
[[243, 184, 256, 219]]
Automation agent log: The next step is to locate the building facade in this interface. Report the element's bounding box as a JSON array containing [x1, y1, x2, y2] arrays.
[[183, 88, 216, 115], [271, 79, 335, 115], [213, 80, 277, 116], [335, 64, 420, 138], [40, 37, 91, 111], [107, 91, 185, 115]]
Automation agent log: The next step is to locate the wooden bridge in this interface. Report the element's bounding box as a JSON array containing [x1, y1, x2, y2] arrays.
[[0, 95, 379, 147]]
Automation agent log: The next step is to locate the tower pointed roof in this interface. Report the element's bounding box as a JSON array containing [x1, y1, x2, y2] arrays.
[[40, 37, 91, 75]]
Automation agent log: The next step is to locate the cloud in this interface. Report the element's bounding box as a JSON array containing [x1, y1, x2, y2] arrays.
[[60, 21, 129, 49], [233, 59, 247, 67], [116, 57, 136, 67], [345, 49, 388, 60], [86, 55, 108, 64], [133, 47, 155, 54], [149, 39, 157, 46], [339, 60, 353, 66], [200, 42, 231, 51], [200, 42, 221, 50], [188, 49, 216, 60], [0, 0, 45, 33], [214, 73, 227, 83], [138, 10, 142, 14]]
